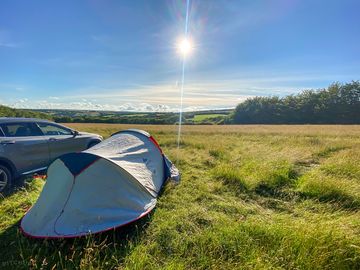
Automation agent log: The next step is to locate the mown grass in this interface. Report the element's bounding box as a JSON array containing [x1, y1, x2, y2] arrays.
[[1, 124, 360, 269]]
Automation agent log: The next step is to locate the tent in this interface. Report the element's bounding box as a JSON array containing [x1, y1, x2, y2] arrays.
[[20, 129, 179, 238]]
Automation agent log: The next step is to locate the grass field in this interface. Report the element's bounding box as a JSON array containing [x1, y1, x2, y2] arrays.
[[191, 114, 227, 123], [1, 124, 360, 269]]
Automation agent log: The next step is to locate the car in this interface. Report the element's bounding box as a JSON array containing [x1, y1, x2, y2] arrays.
[[0, 117, 103, 192]]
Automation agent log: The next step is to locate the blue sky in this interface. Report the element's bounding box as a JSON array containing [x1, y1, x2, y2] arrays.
[[0, 0, 359, 111]]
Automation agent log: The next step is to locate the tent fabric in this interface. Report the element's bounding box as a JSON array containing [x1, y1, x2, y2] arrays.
[[20, 129, 179, 238]]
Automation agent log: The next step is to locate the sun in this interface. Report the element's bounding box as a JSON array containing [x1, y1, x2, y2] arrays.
[[177, 38, 193, 57]]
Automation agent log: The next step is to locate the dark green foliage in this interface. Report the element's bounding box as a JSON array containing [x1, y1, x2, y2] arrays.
[[37, 109, 232, 125], [232, 81, 360, 124], [0, 105, 52, 120], [54, 113, 180, 125]]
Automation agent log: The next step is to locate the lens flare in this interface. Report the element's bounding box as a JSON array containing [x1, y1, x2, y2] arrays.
[[177, 38, 193, 57], [177, 0, 191, 160]]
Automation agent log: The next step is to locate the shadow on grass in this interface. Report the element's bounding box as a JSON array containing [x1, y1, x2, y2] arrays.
[[0, 175, 42, 199], [0, 211, 155, 269], [299, 192, 360, 211]]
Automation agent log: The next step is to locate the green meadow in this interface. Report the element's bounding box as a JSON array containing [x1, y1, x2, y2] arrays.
[[1, 124, 360, 269], [191, 114, 227, 123]]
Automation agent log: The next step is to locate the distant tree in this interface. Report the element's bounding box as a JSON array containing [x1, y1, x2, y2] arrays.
[[0, 105, 52, 120], [231, 81, 360, 124]]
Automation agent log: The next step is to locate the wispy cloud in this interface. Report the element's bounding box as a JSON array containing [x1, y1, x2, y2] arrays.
[[4, 78, 302, 112], [0, 83, 27, 92], [91, 34, 112, 44], [37, 57, 96, 68], [9, 99, 178, 112], [0, 30, 21, 48], [0, 42, 20, 48], [4, 70, 356, 112]]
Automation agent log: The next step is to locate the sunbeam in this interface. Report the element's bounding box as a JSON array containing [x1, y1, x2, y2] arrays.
[[177, 0, 191, 157]]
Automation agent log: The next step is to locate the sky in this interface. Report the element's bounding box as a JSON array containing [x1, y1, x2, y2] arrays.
[[0, 0, 359, 112]]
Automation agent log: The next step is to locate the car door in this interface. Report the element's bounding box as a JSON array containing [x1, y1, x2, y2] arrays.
[[37, 122, 86, 161], [0, 122, 50, 174]]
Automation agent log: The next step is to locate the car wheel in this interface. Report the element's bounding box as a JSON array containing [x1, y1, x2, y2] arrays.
[[0, 165, 12, 193], [87, 141, 100, 149]]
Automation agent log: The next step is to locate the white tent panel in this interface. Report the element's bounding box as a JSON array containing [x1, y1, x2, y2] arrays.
[[54, 159, 156, 236], [85, 132, 165, 196], [21, 159, 75, 237]]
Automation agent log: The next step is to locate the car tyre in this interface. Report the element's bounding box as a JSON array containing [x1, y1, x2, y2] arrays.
[[0, 165, 12, 194]]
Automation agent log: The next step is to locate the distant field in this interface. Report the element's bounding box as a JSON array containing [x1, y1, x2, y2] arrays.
[[35, 108, 233, 124], [65, 123, 360, 136], [191, 114, 227, 123], [1, 125, 360, 269]]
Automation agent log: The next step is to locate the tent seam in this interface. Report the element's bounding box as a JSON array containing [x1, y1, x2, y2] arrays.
[[53, 174, 76, 236]]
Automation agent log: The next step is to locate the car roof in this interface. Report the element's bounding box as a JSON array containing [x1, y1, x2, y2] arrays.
[[0, 117, 53, 124]]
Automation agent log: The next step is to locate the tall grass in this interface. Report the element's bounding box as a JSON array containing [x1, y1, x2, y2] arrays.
[[1, 125, 360, 269]]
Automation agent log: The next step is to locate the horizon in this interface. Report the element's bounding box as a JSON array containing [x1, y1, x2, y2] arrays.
[[21, 106, 235, 113], [1, 0, 359, 112]]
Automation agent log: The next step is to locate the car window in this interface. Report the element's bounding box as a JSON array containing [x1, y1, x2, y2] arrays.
[[0, 123, 43, 137], [37, 123, 73, 136]]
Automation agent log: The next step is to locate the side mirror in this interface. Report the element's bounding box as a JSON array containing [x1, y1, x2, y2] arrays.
[[72, 130, 79, 137]]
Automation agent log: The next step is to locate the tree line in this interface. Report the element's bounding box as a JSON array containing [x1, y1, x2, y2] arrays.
[[231, 81, 360, 124], [53, 114, 180, 124], [1, 81, 359, 124], [0, 105, 52, 120]]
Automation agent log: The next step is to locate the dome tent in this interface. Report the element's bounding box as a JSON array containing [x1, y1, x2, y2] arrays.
[[20, 129, 179, 238]]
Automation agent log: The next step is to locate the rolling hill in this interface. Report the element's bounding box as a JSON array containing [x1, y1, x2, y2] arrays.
[[0, 105, 51, 120]]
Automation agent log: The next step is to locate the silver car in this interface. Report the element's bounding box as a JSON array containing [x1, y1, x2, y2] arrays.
[[0, 118, 103, 192]]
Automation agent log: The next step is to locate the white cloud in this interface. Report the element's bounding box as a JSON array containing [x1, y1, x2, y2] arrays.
[[0, 83, 26, 92], [4, 71, 347, 112], [3, 77, 299, 112], [8, 97, 221, 112], [0, 30, 21, 48]]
